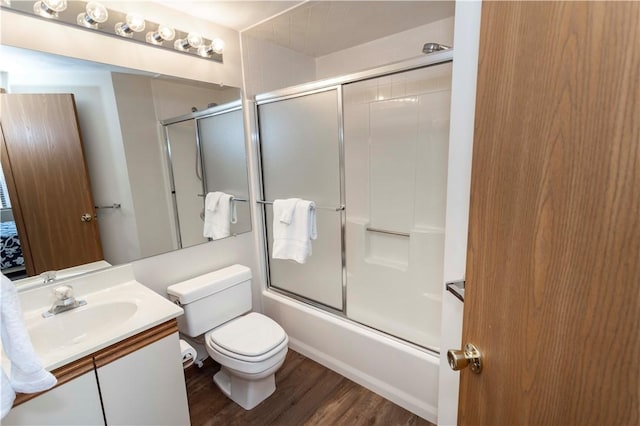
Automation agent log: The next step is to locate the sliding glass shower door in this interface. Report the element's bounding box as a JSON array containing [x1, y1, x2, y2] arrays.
[[343, 64, 452, 350], [258, 88, 344, 311], [257, 59, 453, 351]]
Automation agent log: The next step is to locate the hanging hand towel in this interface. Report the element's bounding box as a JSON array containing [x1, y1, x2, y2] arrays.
[[272, 199, 317, 264], [203, 192, 237, 240], [1, 273, 56, 419]]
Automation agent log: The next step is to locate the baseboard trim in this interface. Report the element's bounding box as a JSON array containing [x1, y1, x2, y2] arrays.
[[288, 336, 438, 423]]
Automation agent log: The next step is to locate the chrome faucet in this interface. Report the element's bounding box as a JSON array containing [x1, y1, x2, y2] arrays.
[[42, 285, 87, 318], [40, 271, 57, 285]]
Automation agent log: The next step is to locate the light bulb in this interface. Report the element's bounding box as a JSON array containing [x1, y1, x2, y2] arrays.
[[174, 32, 204, 52], [197, 45, 213, 58], [33, 0, 67, 18], [146, 24, 175, 45], [77, 2, 108, 29], [115, 14, 146, 37], [211, 38, 225, 54]]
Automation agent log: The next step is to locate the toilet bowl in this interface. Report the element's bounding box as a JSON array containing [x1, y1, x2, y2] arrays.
[[167, 265, 288, 410], [205, 312, 288, 409]]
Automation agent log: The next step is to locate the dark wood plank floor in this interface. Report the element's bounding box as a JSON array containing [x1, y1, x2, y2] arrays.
[[184, 350, 434, 426]]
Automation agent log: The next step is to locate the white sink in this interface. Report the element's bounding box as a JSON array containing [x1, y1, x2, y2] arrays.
[[29, 301, 139, 354], [10, 265, 183, 371]]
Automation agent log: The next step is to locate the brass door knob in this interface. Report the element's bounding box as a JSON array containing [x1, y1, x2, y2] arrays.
[[80, 213, 93, 222], [447, 343, 482, 374]]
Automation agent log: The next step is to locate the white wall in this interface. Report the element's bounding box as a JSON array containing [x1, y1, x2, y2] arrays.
[[149, 80, 240, 120], [315, 17, 455, 79], [240, 34, 316, 97], [111, 73, 176, 259], [437, 2, 482, 425]]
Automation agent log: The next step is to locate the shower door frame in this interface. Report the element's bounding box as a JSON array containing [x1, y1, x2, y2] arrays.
[[161, 100, 243, 248], [255, 50, 454, 351]]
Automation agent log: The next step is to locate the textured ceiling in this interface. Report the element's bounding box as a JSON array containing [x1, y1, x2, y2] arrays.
[[158, 1, 455, 58], [158, 1, 304, 31], [243, 1, 455, 57]]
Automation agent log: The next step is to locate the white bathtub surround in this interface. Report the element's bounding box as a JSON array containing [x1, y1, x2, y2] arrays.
[[342, 63, 451, 352]]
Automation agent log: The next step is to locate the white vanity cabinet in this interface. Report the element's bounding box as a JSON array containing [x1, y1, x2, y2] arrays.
[[96, 331, 190, 425], [3, 367, 103, 425], [5, 320, 190, 426]]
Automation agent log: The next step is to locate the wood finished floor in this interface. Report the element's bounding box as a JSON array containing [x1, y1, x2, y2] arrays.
[[184, 350, 434, 426]]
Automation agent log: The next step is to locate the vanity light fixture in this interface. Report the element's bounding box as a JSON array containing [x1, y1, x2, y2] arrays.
[[174, 32, 203, 52], [77, 1, 108, 28], [3, 1, 224, 63], [33, 0, 66, 19], [114, 13, 145, 37], [145, 24, 176, 45]]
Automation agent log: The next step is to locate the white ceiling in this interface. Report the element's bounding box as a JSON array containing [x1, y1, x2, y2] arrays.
[[158, 1, 455, 58], [158, 1, 304, 32]]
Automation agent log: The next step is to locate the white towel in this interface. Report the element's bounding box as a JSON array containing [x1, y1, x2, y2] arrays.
[[203, 192, 237, 240], [272, 199, 317, 264], [1, 273, 56, 419]]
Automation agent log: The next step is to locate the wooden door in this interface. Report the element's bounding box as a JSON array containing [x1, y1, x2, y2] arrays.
[[459, 2, 639, 425], [1, 94, 103, 275]]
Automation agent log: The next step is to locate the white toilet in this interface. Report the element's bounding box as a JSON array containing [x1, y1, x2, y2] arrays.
[[167, 264, 288, 410]]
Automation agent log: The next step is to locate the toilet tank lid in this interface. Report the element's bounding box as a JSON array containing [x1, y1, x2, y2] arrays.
[[167, 264, 252, 305]]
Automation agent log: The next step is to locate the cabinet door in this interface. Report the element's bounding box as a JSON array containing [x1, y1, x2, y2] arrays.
[[2, 371, 104, 425], [96, 332, 190, 426]]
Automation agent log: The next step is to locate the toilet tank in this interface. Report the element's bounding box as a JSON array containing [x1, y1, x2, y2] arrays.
[[166, 264, 252, 337]]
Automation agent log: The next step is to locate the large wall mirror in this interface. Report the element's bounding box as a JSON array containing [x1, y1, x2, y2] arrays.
[[0, 45, 251, 282]]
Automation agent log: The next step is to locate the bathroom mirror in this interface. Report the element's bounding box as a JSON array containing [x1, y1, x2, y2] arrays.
[[0, 45, 251, 282]]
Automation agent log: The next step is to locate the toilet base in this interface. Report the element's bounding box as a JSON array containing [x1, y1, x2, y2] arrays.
[[213, 367, 276, 410]]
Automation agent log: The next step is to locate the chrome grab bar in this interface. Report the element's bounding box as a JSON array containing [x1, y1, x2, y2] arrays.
[[365, 227, 410, 237], [94, 203, 121, 209]]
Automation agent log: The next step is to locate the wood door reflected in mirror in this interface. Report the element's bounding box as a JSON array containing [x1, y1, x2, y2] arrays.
[[0, 45, 250, 282]]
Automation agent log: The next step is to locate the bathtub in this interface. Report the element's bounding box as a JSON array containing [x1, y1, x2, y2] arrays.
[[262, 290, 439, 423]]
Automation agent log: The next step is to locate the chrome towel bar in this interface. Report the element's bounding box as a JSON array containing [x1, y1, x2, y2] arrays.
[[95, 203, 121, 209], [257, 200, 345, 211], [197, 194, 247, 202]]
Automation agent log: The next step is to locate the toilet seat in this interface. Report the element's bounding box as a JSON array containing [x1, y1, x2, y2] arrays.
[[206, 312, 287, 363]]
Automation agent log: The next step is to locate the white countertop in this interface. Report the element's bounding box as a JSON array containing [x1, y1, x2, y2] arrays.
[[2, 264, 183, 371]]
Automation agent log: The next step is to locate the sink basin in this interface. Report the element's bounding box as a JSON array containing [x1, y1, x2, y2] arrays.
[[28, 301, 138, 354], [7, 265, 184, 371]]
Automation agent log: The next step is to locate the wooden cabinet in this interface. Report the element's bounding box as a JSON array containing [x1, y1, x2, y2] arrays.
[[5, 320, 189, 426]]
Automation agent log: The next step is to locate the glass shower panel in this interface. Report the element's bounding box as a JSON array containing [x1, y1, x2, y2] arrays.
[[165, 120, 207, 248], [198, 108, 251, 236], [343, 63, 452, 350], [258, 89, 343, 310]]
